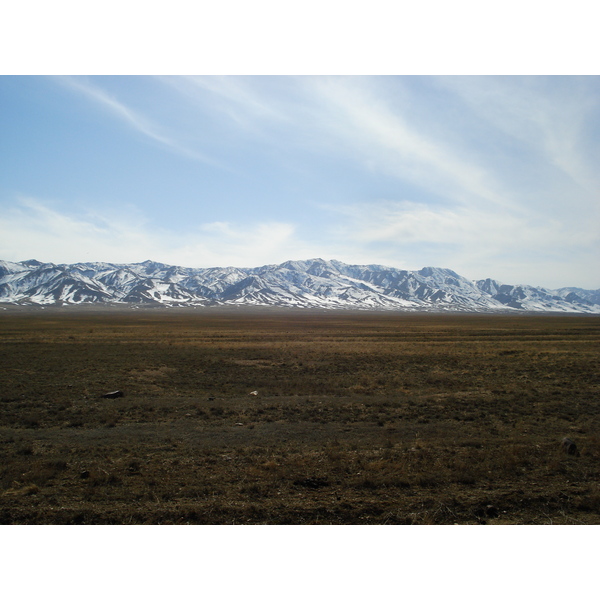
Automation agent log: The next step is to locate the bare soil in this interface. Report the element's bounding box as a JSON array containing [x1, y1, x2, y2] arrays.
[[1, 307, 599, 524]]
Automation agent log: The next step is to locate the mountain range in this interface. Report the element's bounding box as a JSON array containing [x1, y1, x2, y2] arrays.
[[1, 258, 599, 313]]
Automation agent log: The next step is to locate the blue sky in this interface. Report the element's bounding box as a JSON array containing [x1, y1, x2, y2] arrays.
[[1, 75, 599, 289]]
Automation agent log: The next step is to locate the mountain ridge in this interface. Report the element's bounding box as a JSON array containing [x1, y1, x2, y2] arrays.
[[1, 258, 598, 313]]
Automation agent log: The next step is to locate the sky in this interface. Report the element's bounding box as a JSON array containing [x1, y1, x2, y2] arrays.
[[1, 74, 599, 289]]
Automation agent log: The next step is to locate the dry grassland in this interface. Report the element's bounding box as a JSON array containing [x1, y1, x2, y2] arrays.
[[1, 307, 599, 524]]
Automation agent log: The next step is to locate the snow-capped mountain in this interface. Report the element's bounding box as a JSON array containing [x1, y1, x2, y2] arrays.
[[0, 258, 598, 313]]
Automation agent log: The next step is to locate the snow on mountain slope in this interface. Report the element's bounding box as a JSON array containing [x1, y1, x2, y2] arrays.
[[0, 260, 32, 278], [555, 287, 600, 306], [474, 279, 597, 312], [0, 258, 598, 313], [20, 268, 112, 304]]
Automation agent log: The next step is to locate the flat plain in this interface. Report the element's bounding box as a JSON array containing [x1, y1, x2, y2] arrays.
[[1, 306, 599, 524]]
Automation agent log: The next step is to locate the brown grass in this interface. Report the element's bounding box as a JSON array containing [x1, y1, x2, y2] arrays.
[[1, 306, 599, 524]]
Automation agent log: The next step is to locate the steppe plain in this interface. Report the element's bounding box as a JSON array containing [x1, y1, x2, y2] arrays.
[[1, 305, 599, 524]]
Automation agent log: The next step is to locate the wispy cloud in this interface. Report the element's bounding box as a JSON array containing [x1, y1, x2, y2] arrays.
[[186, 75, 599, 226], [302, 77, 515, 210], [57, 76, 600, 217], [322, 198, 600, 288], [169, 76, 289, 124], [156, 76, 525, 212], [0, 198, 312, 269], [3, 196, 597, 289], [436, 76, 600, 194], [4, 76, 598, 290], [59, 77, 222, 167], [329, 199, 595, 249], [0, 198, 155, 264]]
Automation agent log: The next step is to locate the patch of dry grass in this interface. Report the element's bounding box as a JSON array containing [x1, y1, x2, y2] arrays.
[[0, 308, 599, 523]]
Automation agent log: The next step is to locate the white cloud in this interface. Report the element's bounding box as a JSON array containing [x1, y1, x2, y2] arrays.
[[304, 77, 515, 210], [4, 77, 599, 291], [59, 77, 221, 167], [0, 197, 308, 269], [0, 198, 156, 264], [1, 196, 598, 289], [170, 76, 288, 124], [169, 75, 503, 209], [436, 76, 600, 199], [321, 199, 600, 288], [157, 76, 526, 211], [332, 200, 593, 248]]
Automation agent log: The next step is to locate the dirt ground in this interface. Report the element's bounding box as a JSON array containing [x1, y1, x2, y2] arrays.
[[1, 306, 599, 524]]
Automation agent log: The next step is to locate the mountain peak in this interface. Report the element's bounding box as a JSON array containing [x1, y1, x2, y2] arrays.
[[20, 259, 45, 268], [1, 258, 598, 313]]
